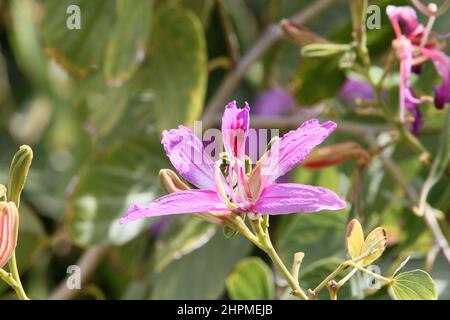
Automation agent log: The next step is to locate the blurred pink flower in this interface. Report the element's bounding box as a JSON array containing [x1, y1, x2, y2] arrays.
[[120, 102, 345, 223], [387, 5, 450, 133]]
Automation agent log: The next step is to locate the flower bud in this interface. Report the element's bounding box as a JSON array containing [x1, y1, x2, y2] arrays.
[[0, 202, 19, 268], [159, 169, 190, 194], [302, 142, 371, 169], [8, 145, 33, 206], [280, 20, 328, 46], [301, 43, 351, 58]]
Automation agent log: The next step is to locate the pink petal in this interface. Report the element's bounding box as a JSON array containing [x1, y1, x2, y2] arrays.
[[162, 125, 216, 190], [252, 183, 346, 215], [421, 48, 450, 109], [386, 5, 420, 37], [120, 189, 228, 223], [259, 119, 336, 185], [221, 101, 250, 160]]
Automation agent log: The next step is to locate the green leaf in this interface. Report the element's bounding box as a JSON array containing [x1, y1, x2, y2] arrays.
[[153, 217, 217, 272], [142, 4, 207, 131], [104, 0, 153, 82], [226, 257, 275, 300], [390, 270, 437, 300], [276, 209, 348, 268], [42, 0, 115, 76], [294, 57, 346, 106], [65, 137, 167, 246], [150, 232, 252, 299]]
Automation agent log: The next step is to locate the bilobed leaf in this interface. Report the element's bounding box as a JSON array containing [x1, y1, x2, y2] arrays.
[[345, 219, 364, 259], [361, 227, 387, 266], [226, 257, 275, 300], [104, 0, 152, 82], [390, 270, 437, 300], [143, 4, 207, 131], [42, 0, 115, 76], [65, 137, 167, 246]]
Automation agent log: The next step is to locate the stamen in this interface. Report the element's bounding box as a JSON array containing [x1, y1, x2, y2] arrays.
[[215, 160, 237, 210], [227, 158, 238, 204]]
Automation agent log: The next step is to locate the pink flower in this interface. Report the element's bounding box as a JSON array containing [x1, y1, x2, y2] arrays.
[[120, 102, 346, 224], [387, 5, 450, 133]]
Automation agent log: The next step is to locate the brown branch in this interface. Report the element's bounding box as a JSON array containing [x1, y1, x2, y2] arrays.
[[202, 0, 337, 124], [49, 246, 109, 300]]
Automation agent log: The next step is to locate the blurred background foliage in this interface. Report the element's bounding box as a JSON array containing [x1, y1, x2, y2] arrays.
[[0, 0, 449, 299]]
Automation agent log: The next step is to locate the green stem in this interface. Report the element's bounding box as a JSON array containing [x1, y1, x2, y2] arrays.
[[228, 214, 308, 299], [310, 263, 347, 299], [250, 217, 308, 300], [0, 268, 17, 288], [7, 253, 29, 300], [225, 215, 265, 251], [346, 261, 393, 284], [365, 71, 431, 159]]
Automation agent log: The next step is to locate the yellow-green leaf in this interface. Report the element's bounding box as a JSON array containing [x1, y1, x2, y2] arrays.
[[361, 227, 387, 266], [345, 219, 364, 259], [390, 270, 437, 300]]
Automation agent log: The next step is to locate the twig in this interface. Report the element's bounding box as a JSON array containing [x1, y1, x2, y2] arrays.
[[49, 246, 109, 300], [365, 135, 450, 265], [215, 0, 240, 64], [202, 0, 337, 123]]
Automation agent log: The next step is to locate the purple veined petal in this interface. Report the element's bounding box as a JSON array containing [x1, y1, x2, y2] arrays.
[[162, 125, 216, 190], [221, 101, 250, 160], [252, 183, 346, 215], [120, 189, 228, 224], [403, 88, 423, 135], [258, 119, 337, 185], [410, 104, 423, 136], [386, 5, 419, 37]]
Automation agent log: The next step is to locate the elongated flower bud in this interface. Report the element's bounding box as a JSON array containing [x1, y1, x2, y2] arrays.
[[0, 202, 19, 268], [281, 20, 328, 46], [8, 145, 33, 206], [159, 169, 190, 194], [302, 142, 371, 169]]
